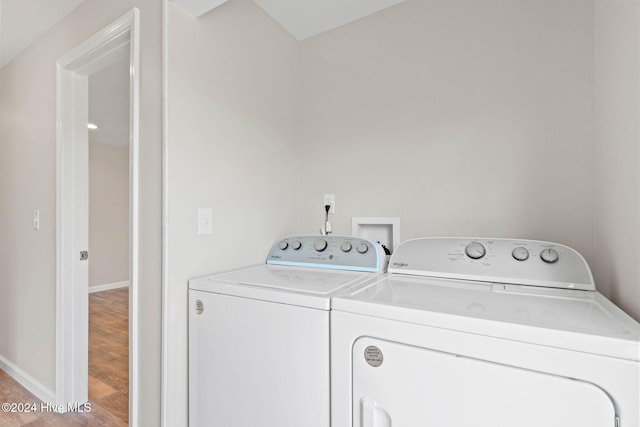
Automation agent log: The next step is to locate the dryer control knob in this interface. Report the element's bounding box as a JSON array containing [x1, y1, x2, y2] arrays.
[[540, 248, 559, 264], [465, 241, 486, 259], [278, 240, 288, 250], [340, 242, 352, 252], [314, 239, 328, 252], [356, 243, 369, 254], [512, 247, 529, 261], [291, 240, 302, 250]]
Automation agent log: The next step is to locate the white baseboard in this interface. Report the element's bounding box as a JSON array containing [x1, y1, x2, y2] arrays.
[[88, 280, 130, 293], [0, 353, 55, 403]]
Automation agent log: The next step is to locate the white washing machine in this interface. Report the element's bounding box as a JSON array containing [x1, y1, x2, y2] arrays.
[[331, 237, 640, 427], [188, 235, 386, 427]]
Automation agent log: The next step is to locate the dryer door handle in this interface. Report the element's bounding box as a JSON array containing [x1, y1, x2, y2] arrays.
[[360, 398, 391, 427]]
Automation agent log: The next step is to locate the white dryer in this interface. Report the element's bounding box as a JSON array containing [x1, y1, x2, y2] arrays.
[[188, 235, 386, 427], [331, 238, 640, 427]]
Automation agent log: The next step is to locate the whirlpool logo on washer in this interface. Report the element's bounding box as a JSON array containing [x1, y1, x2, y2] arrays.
[[392, 261, 408, 268]]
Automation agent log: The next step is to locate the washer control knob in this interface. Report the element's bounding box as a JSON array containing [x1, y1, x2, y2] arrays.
[[340, 242, 352, 252], [465, 241, 486, 259], [512, 247, 529, 261], [356, 243, 369, 254], [278, 240, 288, 250], [540, 248, 559, 264], [314, 239, 328, 252], [291, 240, 302, 250]]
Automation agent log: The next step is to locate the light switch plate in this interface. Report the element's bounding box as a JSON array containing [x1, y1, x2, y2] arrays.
[[33, 210, 40, 230], [198, 208, 213, 235]]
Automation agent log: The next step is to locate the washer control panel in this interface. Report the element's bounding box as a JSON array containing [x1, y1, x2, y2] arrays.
[[389, 238, 594, 291], [266, 235, 385, 272]]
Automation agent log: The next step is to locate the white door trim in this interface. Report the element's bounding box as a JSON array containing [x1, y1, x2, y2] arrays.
[[56, 8, 140, 422], [161, 0, 171, 425]]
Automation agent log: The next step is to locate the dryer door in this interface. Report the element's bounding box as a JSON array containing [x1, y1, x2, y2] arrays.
[[352, 338, 616, 427]]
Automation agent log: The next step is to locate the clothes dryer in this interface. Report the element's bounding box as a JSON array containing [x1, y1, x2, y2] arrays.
[[189, 235, 385, 427], [331, 238, 640, 427]]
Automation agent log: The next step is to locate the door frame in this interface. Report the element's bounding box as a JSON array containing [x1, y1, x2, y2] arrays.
[[55, 8, 140, 421]]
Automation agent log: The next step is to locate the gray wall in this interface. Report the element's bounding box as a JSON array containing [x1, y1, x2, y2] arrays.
[[1, 2, 636, 427], [298, 0, 595, 262], [594, 0, 640, 320], [89, 142, 130, 288], [166, 0, 640, 424], [166, 0, 301, 423], [0, 0, 162, 424]]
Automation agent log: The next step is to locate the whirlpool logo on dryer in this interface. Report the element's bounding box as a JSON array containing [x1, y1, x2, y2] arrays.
[[392, 261, 408, 267]]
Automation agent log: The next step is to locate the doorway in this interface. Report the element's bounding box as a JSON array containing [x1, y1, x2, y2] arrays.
[[87, 55, 131, 423], [56, 8, 140, 423]]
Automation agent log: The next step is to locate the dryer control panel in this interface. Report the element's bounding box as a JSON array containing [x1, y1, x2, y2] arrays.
[[389, 238, 594, 291], [267, 235, 385, 273]]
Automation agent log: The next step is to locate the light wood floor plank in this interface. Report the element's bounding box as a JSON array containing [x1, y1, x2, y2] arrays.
[[0, 287, 129, 426]]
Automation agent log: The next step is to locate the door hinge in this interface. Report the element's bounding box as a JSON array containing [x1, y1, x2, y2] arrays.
[[80, 251, 89, 261]]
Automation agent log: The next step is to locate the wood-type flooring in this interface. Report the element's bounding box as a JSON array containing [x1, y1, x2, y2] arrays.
[[0, 287, 129, 426]]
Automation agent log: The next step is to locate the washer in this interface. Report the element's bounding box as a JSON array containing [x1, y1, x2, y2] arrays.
[[188, 235, 386, 427], [331, 237, 640, 427]]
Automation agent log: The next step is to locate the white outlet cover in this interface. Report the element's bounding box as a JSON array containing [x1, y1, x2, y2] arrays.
[[324, 194, 336, 214]]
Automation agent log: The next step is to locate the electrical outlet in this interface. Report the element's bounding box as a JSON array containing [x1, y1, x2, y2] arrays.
[[324, 194, 336, 214], [198, 208, 213, 235]]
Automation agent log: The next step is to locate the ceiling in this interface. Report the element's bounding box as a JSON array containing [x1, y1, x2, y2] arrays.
[[1, 0, 403, 148], [171, 0, 406, 40], [0, 0, 406, 69], [251, 0, 406, 40], [0, 0, 85, 68]]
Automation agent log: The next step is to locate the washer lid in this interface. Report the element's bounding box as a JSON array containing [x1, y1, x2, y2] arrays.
[[332, 275, 640, 361], [189, 264, 378, 310]]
